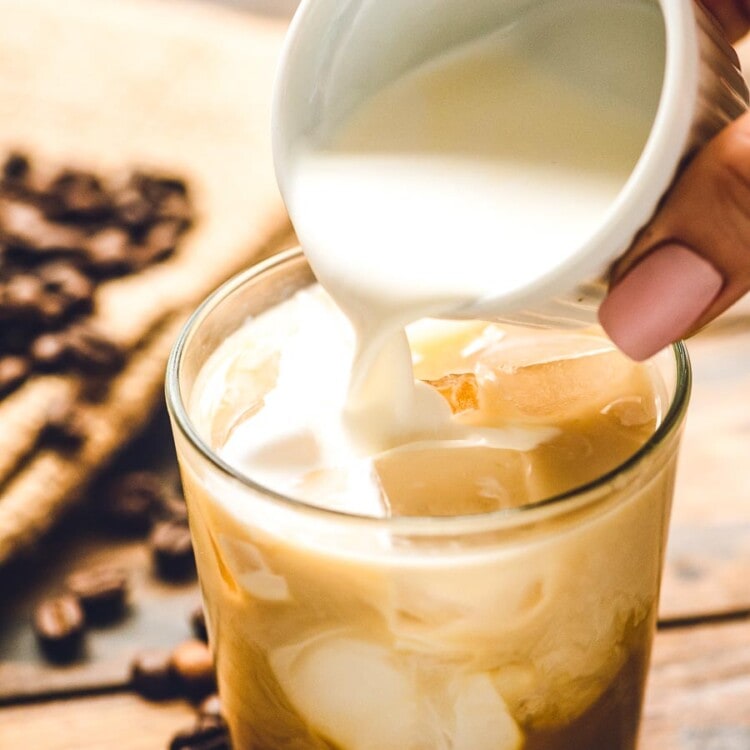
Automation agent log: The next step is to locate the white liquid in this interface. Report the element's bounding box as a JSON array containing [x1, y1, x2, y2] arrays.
[[284, 1, 664, 457], [213, 288, 560, 516]]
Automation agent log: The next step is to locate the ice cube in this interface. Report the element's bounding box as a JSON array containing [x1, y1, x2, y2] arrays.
[[216, 534, 290, 602], [270, 634, 523, 750], [375, 442, 534, 516], [269, 635, 434, 750], [423, 373, 479, 414], [294, 461, 388, 517], [601, 395, 656, 427], [474, 334, 639, 423], [452, 674, 522, 750], [208, 350, 280, 448]]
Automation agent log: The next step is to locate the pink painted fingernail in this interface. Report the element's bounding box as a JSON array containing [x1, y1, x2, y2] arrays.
[[598, 244, 724, 360]]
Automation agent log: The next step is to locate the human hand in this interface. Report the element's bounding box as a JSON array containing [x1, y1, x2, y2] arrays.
[[598, 0, 750, 359]]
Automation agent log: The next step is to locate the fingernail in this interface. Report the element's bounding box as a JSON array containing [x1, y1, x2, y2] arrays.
[[598, 244, 724, 360]]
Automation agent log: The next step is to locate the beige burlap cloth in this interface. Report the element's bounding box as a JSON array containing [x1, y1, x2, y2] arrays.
[[0, 0, 294, 563]]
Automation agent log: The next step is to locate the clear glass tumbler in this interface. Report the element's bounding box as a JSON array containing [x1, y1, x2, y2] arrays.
[[166, 248, 690, 750]]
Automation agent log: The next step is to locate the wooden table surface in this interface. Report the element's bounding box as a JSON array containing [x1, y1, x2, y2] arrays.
[[3, 2, 750, 749]]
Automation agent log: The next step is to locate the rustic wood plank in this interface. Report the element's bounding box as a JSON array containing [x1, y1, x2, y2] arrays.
[[660, 322, 750, 622], [1, 619, 749, 749], [0, 693, 195, 749], [642, 619, 750, 749]]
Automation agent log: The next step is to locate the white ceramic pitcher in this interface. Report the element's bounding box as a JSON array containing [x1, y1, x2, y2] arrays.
[[273, 0, 748, 327]]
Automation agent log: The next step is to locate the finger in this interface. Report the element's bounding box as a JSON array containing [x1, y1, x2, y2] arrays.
[[701, 0, 750, 43], [598, 111, 750, 360]]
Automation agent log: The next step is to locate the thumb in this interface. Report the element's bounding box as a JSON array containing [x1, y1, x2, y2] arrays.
[[598, 111, 750, 360]]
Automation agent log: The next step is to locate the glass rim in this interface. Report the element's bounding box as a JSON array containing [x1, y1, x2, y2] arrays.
[[166, 247, 691, 531]]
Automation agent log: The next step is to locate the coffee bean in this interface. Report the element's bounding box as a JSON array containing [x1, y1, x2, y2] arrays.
[[170, 734, 230, 750], [2, 152, 30, 183], [0, 273, 44, 320], [0, 199, 84, 256], [156, 489, 189, 523], [85, 227, 132, 276], [45, 169, 111, 221], [171, 640, 215, 698], [37, 293, 68, 325], [139, 219, 183, 264], [41, 400, 87, 450], [169, 715, 230, 750], [131, 649, 177, 700], [0, 354, 30, 397], [103, 472, 165, 535], [33, 595, 85, 661], [66, 566, 127, 622], [151, 520, 195, 580], [131, 172, 188, 204], [1, 272, 69, 327], [66, 323, 125, 375], [31, 332, 69, 370], [198, 694, 223, 720], [0, 201, 43, 249], [39, 262, 94, 316], [190, 604, 208, 643], [114, 187, 153, 229], [156, 193, 194, 227]]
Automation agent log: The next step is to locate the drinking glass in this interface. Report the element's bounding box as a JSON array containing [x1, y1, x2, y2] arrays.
[[166, 248, 690, 750]]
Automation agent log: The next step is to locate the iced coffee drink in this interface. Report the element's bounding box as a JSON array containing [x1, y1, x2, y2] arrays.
[[168, 252, 689, 750], [168, 4, 687, 746]]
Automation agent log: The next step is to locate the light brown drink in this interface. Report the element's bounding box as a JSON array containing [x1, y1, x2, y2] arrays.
[[172, 273, 686, 750]]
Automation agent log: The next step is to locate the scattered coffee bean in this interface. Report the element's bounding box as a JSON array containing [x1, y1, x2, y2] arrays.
[[171, 639, 215, 698], [151, 519, 195, 580], [103, 472, 165, 534], [85, 227, 132, 276], [45, 169, 111, 221], [198, 694, 223, 720], [156, 489, 189, 523], [132, 172, 188, 205], [39, 261, 94, 316], [66, 323, 125, 374], [169, 715, 230, 750], [33, 595, 85, 661], [156, 192, 194, 227], [138, 219, 182, 265], [0, 273, 45, 320], [190, 604, 208, 643], [131, 649, 178, 700], [2, 152, 30, 183], [0, 200, 47, 246], [36, 292, 68, 325], [0, 354, 30, 397], [0, 198, 84, 255], [0, 154, 193, 405], [66, 566, 128, 622], [114, 187, 153, 229], [170, 734, 230, 750], [41, 400, 87, 450], [171, 735, 230, 750], [31, 332, 70, 370]]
